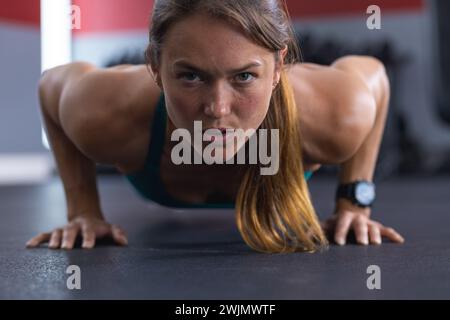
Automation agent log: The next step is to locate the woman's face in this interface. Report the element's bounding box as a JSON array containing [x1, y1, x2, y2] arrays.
[[152, 13, 286, 158]]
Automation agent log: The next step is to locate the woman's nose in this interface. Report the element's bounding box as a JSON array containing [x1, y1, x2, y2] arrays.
[[204, 83, 232, 118], [205, 103, 231, 118]]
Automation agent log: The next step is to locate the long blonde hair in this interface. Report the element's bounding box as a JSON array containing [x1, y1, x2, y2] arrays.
[[146, 0, 329, 253]]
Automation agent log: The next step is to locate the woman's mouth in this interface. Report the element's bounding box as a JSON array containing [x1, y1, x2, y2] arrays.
[[203, 128, 234, 143]]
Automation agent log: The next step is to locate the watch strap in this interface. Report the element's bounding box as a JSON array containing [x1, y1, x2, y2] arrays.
[[335, 180, 375, 208], [336, 182, 356, 201]]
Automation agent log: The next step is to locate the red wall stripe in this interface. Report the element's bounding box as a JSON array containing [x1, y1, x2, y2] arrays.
[[0, 0, 424, 32], [72, 0, 424, 34], [72, 0, 154, 35], [0, 0, 40, 27]]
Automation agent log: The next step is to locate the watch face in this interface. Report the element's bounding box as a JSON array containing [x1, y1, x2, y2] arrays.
[[355, 182, 376, 205]]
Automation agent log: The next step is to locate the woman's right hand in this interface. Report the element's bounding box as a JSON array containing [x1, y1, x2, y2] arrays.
[[26, 216, 128, 250]]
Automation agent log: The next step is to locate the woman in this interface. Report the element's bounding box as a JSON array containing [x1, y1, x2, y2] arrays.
[[27, 0, 404, 253]]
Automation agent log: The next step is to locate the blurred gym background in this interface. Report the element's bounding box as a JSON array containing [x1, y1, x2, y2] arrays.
[[1, 0, 450, 185]]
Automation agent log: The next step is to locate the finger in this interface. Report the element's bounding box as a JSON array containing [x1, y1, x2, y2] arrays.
[[380, 227, 405, 243], [353, 217, 369, 245], [111, 225, 128, 246], [334, 214, 353, 245], [81, 226, 96, 249], [26, 232, 51, 248], [61, 224, 80, 250], [48, 229, 63, 249], [368, 224, 382, 245]]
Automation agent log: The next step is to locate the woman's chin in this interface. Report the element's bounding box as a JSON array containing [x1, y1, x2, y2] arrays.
[[191, 141, 235, 161], [199, 144, 238, 164]]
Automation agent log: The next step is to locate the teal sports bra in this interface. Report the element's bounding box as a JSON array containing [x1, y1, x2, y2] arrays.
[[124, 94, 314, 209]]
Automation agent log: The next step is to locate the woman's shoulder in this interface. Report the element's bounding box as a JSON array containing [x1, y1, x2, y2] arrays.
[[289, 59, 373, 99], [68, 63, 160, 114], [60, 63, 162, 172], [95, 64, 163, 173], [291, 56, 382, 103], [288, 58, 377, 165], [106, 65, 163, 173]]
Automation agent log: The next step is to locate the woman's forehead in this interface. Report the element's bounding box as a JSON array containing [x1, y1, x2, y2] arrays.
[[163, 17, 273, 69], [162, 13, 274, 65]]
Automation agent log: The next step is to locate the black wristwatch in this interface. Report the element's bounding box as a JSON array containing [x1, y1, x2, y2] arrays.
[[336, 180, 376, 208]]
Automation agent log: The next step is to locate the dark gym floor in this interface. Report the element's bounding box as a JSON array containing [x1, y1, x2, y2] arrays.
[[1, 174, 449, 300]]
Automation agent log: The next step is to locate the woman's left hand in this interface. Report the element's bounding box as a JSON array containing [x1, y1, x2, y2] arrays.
[[321, 200, 405, 246]]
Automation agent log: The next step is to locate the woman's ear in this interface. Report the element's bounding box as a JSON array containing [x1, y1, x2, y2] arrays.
[[273, 46, 288, 85], [150, 64, 163, 89], [280, 45, 288, 63]]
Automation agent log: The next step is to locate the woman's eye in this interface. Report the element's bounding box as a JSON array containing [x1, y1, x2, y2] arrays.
[[178, 72, 255, 84], [180, 72, 200, 82], [236, 72, 255, 83]]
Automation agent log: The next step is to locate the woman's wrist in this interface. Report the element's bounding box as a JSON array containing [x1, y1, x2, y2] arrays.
[[68, 208, 105, 222]]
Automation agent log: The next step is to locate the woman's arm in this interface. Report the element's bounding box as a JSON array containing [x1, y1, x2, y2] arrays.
[[39, 63, 103, 221], [332, 55, 388, 185], [322, 55, 404, 245], [26, 63, 128, 250]]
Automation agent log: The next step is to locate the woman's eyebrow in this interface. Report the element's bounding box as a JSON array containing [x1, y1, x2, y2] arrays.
[[172, 60, 263, 74]]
